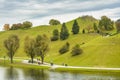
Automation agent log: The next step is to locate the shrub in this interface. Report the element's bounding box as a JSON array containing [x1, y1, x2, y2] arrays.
[[71, 44, 83, 56], [51, 29, 59, 41], [59, 42, 70, 54]]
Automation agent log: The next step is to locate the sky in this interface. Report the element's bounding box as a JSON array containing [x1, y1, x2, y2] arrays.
[[0, 0, 120, 30]]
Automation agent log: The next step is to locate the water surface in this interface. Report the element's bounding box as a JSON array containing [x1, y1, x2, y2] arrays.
[[0, 66, 120, 80]]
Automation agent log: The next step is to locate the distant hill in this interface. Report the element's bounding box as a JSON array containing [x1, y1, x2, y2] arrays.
[[0, 15, 120, 67]]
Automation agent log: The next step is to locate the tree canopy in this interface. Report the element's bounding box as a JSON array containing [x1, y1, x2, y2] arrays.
[[49, 19, 61, 25]]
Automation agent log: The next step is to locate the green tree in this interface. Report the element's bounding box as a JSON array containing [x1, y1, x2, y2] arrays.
[[35, 34, 49, 64], [72, 20, 79, 34], [60, 23, 69, 40], [51, 29, 59, 41], [4, 35, 19, 63], [49, 19, 61, 25], [24, 36, 36, 63], [59, 42, 70, 54], [93, 23, 98, 32], [71, 44, 83, 56], [23, 21, 32, 29], [82, 29, 85, 34], [98, 16, 114, 30], [115, 19, 120, 33], [10, 23, 23, 30]]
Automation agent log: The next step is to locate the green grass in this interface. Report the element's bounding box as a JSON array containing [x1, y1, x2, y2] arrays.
[[0, 16, 120, 68], [0, 59, 50, 69]]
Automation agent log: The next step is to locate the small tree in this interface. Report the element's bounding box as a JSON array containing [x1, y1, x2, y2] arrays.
[[60, 23, 69, 40], [93, 23, 98, 32], [35, 34, 49, 64], [115, 19, 120, 33], [4, 35, 19, 63], [3, 24, 10, 31], [82, 29, 85, 34], [71, 44, 83, 56], [51, 29, 59, 41], [49, 19, 61, 25], [72, 20, 79, 34], [24, 36, 36, 63], [59, 42, 70, 54], [23, 21, 32, 29]]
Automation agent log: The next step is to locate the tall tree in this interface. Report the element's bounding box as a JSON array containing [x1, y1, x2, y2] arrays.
[[35, 34, 49, 64], [72, 20, 79, 34], [4, 35, 19, 63], [115, 19, 120, 33], [24, 36, 36, 63], [60, 23, 69, 40], [98, 16, 114, 30]]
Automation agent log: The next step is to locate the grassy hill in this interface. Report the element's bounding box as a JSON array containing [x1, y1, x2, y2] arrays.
[[0, 16, 120, 68]]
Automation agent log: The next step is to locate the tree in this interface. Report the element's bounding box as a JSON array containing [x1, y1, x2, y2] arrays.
[[72, 20, 79, 34], [35, 34, 49, 64], [98, 16, 114, 31], [59, 42, 70, 54], [3, 24, 10, 31], [49, 19, 61, 25], [82, 29, 85, 34], [115, 19, 120, 33], [60, 23, 69, 40], [24, 36, 36, 63], [93, 23, 98, 32], [51, 29, 59, 41], [4, 35, 19, 63], [23, 21, 32, 29], [86, 25, 92, 33], [10, 23, 23, 30], [71, 44, 83, 56]]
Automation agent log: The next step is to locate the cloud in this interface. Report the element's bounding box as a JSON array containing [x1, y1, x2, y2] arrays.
[[0, 0, 120, 30]]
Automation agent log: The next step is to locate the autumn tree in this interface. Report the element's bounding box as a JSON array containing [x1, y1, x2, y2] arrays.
[[72, 20, 79, 34], [60, 23, 69, 40], [3, 24, 10, 31], [24, 36, 36, 63], [35, 34, 49, 64], [4, 35, 19, 63]]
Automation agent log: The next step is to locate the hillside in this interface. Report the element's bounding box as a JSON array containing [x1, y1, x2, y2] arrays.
[[0, 16, 120, 67]]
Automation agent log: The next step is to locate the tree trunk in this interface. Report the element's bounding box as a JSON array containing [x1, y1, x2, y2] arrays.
[[31, 57, 34, 63], [10, 57, 13, 63], [41, 56, 44, 64]]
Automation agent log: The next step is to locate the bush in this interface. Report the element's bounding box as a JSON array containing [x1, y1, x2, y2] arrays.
[[59, 42, 70, 54], [51, 36, 59, 41], [71, 44, 83, 56], [51, 29, 59, 41]]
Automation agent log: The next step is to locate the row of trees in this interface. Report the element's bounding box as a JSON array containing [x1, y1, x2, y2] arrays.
[[51, 20, 80, 41], [4, 34, 49, 64], [3, 21, 32, 30]]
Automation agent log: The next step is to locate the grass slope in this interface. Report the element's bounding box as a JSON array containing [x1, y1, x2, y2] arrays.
[[0, 16, 120, 67]]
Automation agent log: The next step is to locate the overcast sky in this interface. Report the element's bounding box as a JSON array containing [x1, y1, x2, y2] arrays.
[[0, 0, 120, 30]]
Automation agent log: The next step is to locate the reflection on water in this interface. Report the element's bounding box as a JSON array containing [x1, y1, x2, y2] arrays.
[[0, 66, 120, 80]]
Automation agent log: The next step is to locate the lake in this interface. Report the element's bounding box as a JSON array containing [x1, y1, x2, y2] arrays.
[[0, 66, 120, 80]]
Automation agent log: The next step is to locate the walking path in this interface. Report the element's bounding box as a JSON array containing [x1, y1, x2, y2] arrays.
[[22, 60, 120, 71]]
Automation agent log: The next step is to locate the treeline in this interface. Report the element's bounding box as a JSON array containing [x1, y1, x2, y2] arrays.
[[3, 21, 32, 30]]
